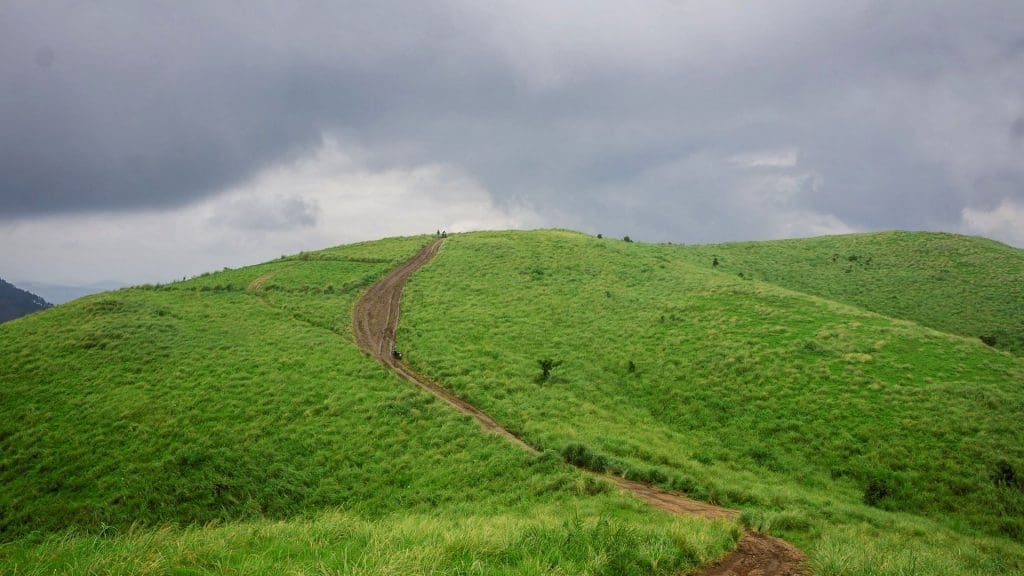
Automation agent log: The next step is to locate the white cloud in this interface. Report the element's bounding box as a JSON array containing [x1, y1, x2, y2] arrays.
[[0, 137, 540, 285], [961, 198, 1024, 246]]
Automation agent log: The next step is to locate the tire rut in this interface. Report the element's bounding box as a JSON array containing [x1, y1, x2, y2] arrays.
[[351, 238, 806, 576]]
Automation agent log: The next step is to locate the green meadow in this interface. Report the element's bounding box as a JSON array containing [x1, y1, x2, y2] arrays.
[[399, 230, 1024, 575], [0, 234, 734, 575], [3, 229, 1023, 574], [673, 231, 1024, 354]]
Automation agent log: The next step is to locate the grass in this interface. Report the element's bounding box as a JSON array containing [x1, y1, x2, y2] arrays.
[[0, 233, 735, 574], [399, 229, 1024, 575], [672, 231, 1024, 354], [0, 502, 737, 576], [5, 228, 1023, 574]]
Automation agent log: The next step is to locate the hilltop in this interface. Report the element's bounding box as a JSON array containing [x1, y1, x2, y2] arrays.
[[0, 277, 50, 323], [2, 229, 1023, 575], [0, 235, 733, 575]]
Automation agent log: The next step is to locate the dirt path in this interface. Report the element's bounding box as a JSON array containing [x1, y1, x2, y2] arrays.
[[351, 238, 805, 576], [247, 263, 298, 292]]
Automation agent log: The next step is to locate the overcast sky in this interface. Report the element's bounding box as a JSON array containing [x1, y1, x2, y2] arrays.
[[2, 1, 1023, 285]]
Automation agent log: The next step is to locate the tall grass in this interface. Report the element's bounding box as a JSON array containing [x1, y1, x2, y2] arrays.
[[0, 233, 735, 573], [1, 500, 737, 575], [399, 230, 1024, 575], [673, 231, 1024, 354]]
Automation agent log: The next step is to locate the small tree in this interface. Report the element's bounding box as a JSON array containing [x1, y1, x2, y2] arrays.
[[597, 233, 603, 239], [537, 358, 562, 382], [712, 257, 720, 267], [623, 235, 633, 242]]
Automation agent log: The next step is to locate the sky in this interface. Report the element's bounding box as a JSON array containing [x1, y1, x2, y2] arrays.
[[2, 1, 1023, 285]]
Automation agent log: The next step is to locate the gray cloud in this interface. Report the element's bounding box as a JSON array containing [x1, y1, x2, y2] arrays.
[[1012, 118, 1024, 143], [2, 0, 1023, 259], [210, 194, 319, 232]]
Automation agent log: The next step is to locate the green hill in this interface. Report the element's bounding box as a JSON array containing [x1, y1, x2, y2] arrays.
[[0, 278, 51, 323], [3, 229, 1023, 575], [672, 231, 1024, 354], [0, 235, 733, 575], [399, 230, 1024, 575]]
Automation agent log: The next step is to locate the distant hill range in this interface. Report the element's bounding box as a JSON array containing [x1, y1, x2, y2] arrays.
[[0, 278, 51, 323], [13, 280, 127, 305]]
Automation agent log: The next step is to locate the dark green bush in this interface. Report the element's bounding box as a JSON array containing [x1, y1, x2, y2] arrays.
[[623, 466, 669, 485], [993, 460, 1019, 488], [537, 358, 562, 382], [864, 478, 891, 507], [561, 443, 608, 473]]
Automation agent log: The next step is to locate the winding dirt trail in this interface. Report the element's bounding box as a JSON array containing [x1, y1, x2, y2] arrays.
[[351, 238, 805, 576]]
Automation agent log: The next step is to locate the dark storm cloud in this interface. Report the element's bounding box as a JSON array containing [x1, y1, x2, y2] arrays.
[[2, 1, 1023, 245]]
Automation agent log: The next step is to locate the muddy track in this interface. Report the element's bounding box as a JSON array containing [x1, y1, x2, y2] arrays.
[[351, 238, 805, 576]]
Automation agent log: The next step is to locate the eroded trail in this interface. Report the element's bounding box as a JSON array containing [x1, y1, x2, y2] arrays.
[[351, 238, 805, 576]]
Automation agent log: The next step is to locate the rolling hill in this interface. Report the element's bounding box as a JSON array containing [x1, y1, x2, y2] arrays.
[[0, 236, 733, 575], [2, 230, 1022, 575], [672, 231, 1024, 354]]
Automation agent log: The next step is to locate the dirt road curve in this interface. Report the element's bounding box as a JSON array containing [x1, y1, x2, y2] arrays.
[[351, 238, 805, 576]]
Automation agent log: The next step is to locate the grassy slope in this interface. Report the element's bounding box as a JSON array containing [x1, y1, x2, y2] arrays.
[[400, 230, 1024, 576], [0, 235, 736, 575], [673, 231, 1024, 354]]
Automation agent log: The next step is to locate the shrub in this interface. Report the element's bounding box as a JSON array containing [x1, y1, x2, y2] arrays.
[[803, 339, 826, 354], [537, 358, 562, 382], [561, 443, 609, 472], [627, 467, 668, 485], [992, 459, 1019, 488], [623, 236, 632, 242], [627, 360, 636, 373], [596, 233, 603, 239], [863, 478, 891, 507], [980, 334, 998, 347]]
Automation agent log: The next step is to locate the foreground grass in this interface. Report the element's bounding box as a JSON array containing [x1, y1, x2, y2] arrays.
[[1, 500, 736, 576], [400, 230, 1024, 575], [0, 233, 735, 574], [673, 231, 1024, 354]]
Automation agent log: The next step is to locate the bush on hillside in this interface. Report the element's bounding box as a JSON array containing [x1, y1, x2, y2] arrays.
[[864, 478, 891, 507], [537, 358, 562, 382], [993, 460, 1019, 489], [561, 443, 609, 473]]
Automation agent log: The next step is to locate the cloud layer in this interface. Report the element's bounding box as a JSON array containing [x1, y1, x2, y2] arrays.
[[2, 1, 1022, 283], [2, 139, 536, 284]]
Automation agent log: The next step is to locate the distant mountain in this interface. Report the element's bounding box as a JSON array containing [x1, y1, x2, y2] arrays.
[[12, 280, 126, 305], [0, 278, 51, 323]]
